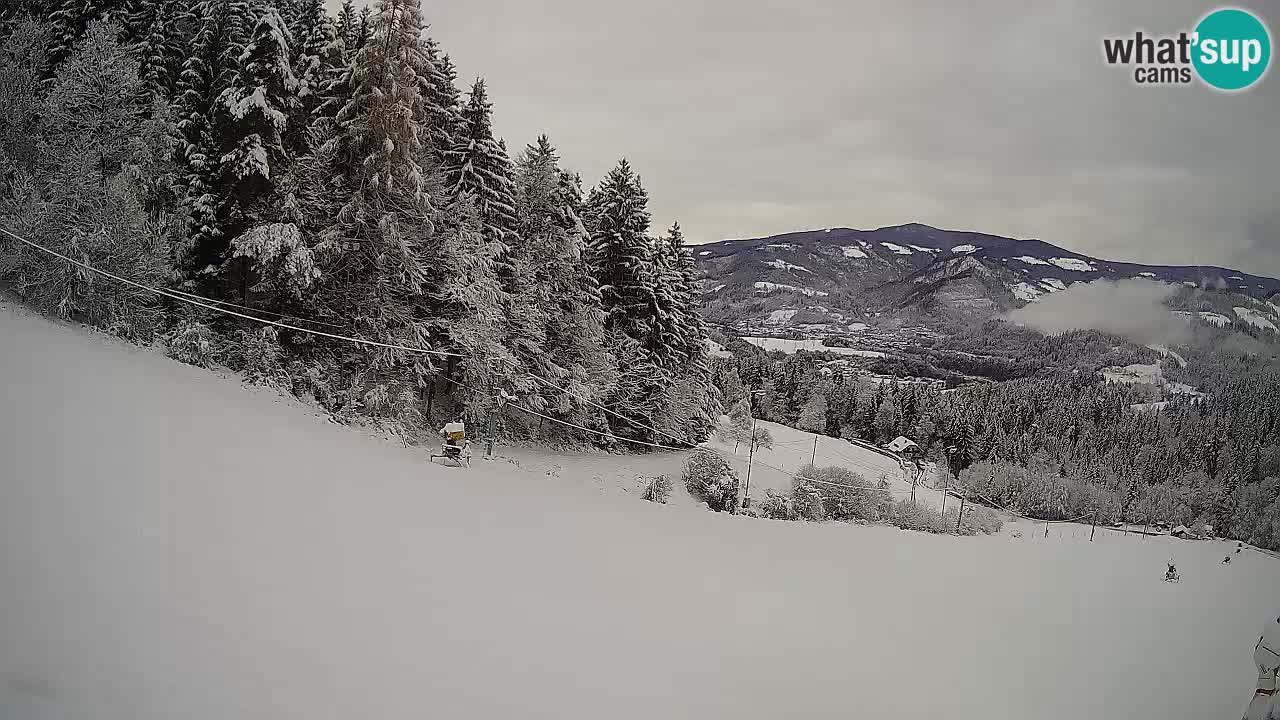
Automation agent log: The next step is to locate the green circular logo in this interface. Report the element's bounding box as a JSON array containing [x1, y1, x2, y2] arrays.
[[1192, 8, 1271, 91]]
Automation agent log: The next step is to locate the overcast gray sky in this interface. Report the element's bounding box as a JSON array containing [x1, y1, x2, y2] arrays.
[[333, 0, 1279, 273]]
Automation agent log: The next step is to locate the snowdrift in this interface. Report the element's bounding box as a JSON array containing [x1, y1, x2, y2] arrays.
[[1, 302, 1276, 720]]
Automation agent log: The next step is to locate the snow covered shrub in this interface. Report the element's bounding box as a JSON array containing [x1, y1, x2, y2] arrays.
[[683, 450, 739, 512], [756, 489, 794, 520], [164, 320, 222, 367], [888, 500, 950, 534], [790, 482, 826, 521], [962, 506, 1004, 535], [230, 326, 288, 387], [796, 464, 893, 522], [641, 475, 672, 504]]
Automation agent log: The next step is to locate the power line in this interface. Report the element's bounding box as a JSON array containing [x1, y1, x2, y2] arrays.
[[0, 225, 922, 484], [0, 226, 464, 358], [163, 286, 346, 329]]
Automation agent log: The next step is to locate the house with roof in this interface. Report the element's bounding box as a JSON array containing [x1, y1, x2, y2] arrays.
[[885, 436, 921, 458]]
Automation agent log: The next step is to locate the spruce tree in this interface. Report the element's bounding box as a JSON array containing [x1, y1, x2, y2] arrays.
[[129, 0, 187, 96], [10, 19, 170, 339], [214, 5, 299, 287], [173, 0, 252, 280], [355, 6, 371, 49], [288, 0, 339, 139], [419, 35, 464, 167], [445, 79, 518, 260], [511, 134, 612, 422], [589, 159, 657, 344], [311, 0, 439, 396], [46, 0, 132, 70], [334, 0, 357, 57]]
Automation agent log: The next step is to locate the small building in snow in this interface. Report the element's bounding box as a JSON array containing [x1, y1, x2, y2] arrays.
[[886, 436, 921, 458]]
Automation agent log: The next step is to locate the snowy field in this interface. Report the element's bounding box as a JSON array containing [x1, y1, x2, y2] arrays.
[[741, 336, 886, 358], [2, 302, 1278, 720]]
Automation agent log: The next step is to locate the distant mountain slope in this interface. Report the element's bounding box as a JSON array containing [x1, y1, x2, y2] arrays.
[[695, 223, 1280, 330]]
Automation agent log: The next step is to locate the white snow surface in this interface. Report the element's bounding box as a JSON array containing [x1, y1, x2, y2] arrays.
[[1, 303, 1275, 720], [841, 245, 868, 259], [1139, 272, 1157, 278], [753, 281, 827, 297], [1013, 255, 1049, 266], [1178, 311, 1231, 327], [1041, 278, 1068, 292], [908, 245, 939, 254], [698, 250, 712, 256], [1049, 257, 1096, 272], [1010, 282, 1042, 302], [950, 244, 979, 253], [1147, 345, 1188, 368], [766, 309, 798, 324], [880, 242, 913, 255], [741, 336, 885, 358], [1234, 306, 1278, 331], [764, 259, 811, 273], [704, 338, 733, 359]]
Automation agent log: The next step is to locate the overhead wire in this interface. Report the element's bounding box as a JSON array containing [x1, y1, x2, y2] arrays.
[[1, 224, 920, 490], [0, 227, 465, 359]]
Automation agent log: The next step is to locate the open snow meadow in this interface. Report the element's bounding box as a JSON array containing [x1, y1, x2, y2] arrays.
[[2, 303, 1277, 719]]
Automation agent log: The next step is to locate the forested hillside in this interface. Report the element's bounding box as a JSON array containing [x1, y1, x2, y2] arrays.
[[711, 327, 1280, 550], [0, 0, 717, 445]]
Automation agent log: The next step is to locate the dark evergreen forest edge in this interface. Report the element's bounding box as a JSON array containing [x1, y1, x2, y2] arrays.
[[0, 0, 718, 448], [3, 0, 1280, 551]]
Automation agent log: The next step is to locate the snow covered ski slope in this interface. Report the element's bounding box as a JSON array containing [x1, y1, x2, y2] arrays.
[[1, 302, 1277, 720]]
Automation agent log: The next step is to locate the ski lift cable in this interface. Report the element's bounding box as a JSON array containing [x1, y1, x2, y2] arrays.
[[163, 285, 346, 329], [0, 226, 465, 359], [2, 226, 987, 494], [965, 485, 1092, 525], [433, 371, 693, 452], [502, 351, 699, 450]]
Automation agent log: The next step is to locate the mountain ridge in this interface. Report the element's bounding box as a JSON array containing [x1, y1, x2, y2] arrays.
[[694, 222, 1280, 332]]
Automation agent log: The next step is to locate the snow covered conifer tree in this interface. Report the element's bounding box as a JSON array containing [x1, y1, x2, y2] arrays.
[[3, 19, 171, 340], [288, 0, 339, 140], [211, 6, 299, 297], [129, 0, 188, 96], [309, 0, 439, 403], [446, 78, 518, 261], [588, 159, 691, 439], [173, 0, 252, 280], [334, 0, 356, 57], [218, 6, 297, 189], [46, 0, 131, 70], [511, 134, 613, 425], [355, 6, 371, 49], [589, 159, 658, 345], [0, 17, 49, 175], [419, 35, 464, 167]]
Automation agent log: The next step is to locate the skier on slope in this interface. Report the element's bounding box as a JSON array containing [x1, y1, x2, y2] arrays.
[[1243, 613, 1280, 720]]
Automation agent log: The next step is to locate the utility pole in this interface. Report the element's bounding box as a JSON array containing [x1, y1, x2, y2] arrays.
[[810, 434, 819, 467], [1090, 510, 1098, 542], [483, 357, 496, 460], [741, 390, 763, 512], [956, 489, 967, 533]]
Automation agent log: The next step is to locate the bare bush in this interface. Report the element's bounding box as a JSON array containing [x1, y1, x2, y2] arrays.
[[641, 475, 672, 504]]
